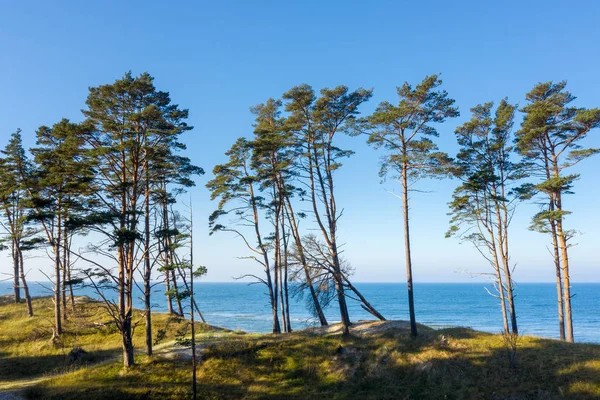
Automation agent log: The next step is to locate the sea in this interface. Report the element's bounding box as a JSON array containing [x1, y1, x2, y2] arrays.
[[1, 282, 598, 343]]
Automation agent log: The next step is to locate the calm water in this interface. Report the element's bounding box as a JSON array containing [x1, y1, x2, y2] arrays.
[[1, 282, 598, 343]]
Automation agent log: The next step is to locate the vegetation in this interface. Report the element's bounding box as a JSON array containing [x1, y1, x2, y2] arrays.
[[360, 75, 459, 337], [1, 70, 599, 399], [0, 298, 599, 399], [447, 99, 525, 336]]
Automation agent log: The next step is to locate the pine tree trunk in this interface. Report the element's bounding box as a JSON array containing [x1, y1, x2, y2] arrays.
[[122, 316, 135, 368], [17, 248, 33, 317], [54, 210, 62, 336], [273, 224, 281, 334], [165, 270, 174, 314], [331, 245, 351, 336], [144, 175, 153, 356], [555, 205, 574, 342], [144, 277, 152, 355], [284, 198, 327, 326], [343, 277, 386, 321], [124, 235, 136, 367], [283, 245, 292, 333], [493, 187, 518, 335], [552, 163, 574, 343], [279, 207, 292, 332], [62, 229, 68, 322], [401, 163, 417, 337], [494, 262, 510, 334], [306, 138, 350, 335], [172, 269, 184, 317], [12, 239, 21, 304], [544, 158, 565, 340], [549, 204, 566, 341]]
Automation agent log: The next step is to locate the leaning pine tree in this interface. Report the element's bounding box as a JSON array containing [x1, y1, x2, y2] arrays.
[[447, 100, 526, 335], [516, 81, 600, 343], [283, 84, 372, 336], [207, 138, 282, 334], [362, 75, 458, 337]]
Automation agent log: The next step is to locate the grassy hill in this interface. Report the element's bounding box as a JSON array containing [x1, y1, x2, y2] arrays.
[[0, 297, 599, 399]]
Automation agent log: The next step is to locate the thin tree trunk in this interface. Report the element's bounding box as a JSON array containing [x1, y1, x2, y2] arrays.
[[17, 247, 33, 317], [62, 228, 68, 322], [544, 153, 566, 340], [307, 139, 350, 335], [273, 204, 281, 334], [171, 269, 184, 317], [550, 214, 566, 341], [331, 246, 351, 335], [281, 212, 292, 333], [343, 277, 386, 321], [144, 174, 153, 356], [493, 186, 518, 335], [401, 163, 417, 337], [66, 235, 75, 312], [124, 237, 136, 367], [555, 197, 574, 342], [54, 209, 62, 336], [284, 198, 327, 326], [494, 262, 510, 334], [12, 238, 20, 304], [551, 161, 574, 343], [246, 177, 280, 334]]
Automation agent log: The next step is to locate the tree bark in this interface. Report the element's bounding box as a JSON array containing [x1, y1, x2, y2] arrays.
[[12, 238, 20, 304], [17, 247, 33, 316], [401, 163, 417, 337], [54, 209, 62, 335], [555, 195, 574, 342], [144, 174, 153, 356], [549, 202, 566, 341], [62, 228, 68, 322], [284, 198, 327, 326], [307, 139, 350, 336], [493, 183, 518, 335], [247, 178, 280, 334], [343, 277, 386, 321]]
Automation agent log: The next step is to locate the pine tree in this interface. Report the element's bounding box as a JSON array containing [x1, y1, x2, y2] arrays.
[[283, 84, 372, 336], [363, 75, 458, 336], [0, 130, 35, 316], [516, 81, 600, 342], [448, 100, 526, 334], [207, 138, 282, 334], [28, 119, 94, 335], [81, 72, 193, 367]]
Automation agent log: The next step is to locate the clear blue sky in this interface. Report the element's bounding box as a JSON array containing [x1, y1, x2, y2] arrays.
[[1, 0, 599, 283]]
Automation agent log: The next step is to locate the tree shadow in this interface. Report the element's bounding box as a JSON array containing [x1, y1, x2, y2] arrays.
[[0, 349, 118, 383], [13, 329, 600, 399]]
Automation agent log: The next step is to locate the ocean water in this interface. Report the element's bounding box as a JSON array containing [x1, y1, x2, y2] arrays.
[[1, 282, 598, 343]]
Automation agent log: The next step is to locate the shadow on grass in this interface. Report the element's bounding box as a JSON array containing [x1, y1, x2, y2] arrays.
[[0, 349, 118, 383], [15, 329, 600, 400]]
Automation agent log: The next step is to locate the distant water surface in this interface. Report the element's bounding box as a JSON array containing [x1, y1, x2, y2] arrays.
[[1, 282, 598, 343]]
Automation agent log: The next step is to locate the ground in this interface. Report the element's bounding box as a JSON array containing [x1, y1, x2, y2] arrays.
[[0, 296, 599, 399]]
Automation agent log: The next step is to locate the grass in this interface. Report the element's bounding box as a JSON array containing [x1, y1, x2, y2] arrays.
[[1, 297, 599, 399]]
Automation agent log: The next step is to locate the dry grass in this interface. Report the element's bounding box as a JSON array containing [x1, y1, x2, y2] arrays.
[[1, 298, 599, 399]]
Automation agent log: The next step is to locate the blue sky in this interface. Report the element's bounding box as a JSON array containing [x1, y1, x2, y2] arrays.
[[1, 0, 599, 282]]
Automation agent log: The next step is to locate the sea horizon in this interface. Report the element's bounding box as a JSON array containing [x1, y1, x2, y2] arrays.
[[2, 282, 598, 344]]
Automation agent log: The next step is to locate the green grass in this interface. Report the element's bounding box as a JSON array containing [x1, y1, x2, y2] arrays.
[[1, 297, 599, 399]]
